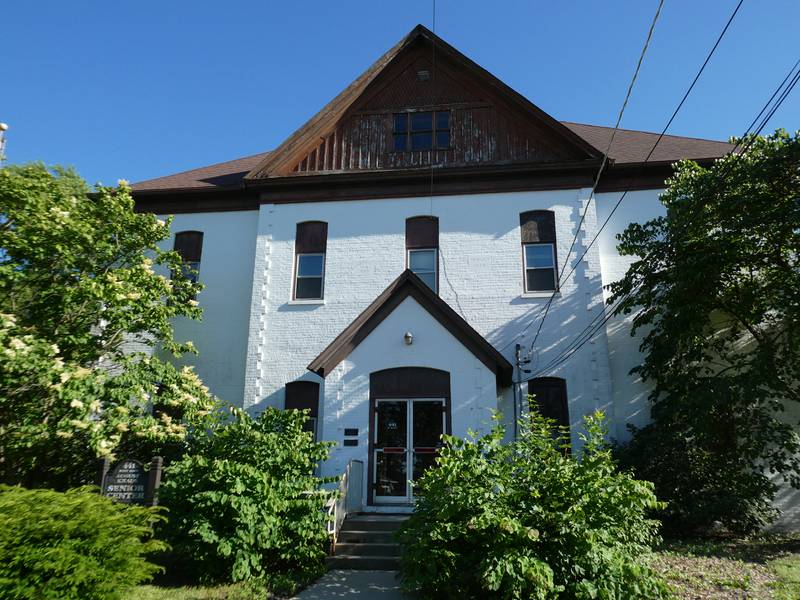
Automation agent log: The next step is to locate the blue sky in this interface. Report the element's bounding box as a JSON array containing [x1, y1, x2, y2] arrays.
[[3, 0, 798, 186]]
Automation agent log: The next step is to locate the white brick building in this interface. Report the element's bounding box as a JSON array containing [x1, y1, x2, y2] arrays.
[[131, 25, 758, 514]]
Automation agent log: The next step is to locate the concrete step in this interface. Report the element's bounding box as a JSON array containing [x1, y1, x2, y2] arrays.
[[339, 515, 409, 532], [325, 555, 400, 570], [335, 542, 400, 557], [337, 530, 398, 544]]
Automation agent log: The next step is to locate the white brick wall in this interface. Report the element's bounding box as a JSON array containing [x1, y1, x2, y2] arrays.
[[157, 210, 259, 404], [243, 189, 614, 450]]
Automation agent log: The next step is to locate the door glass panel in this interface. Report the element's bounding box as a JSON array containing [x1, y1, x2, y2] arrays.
[[376, 452, 407, 497], [413, 452, 437, 482], [376, 401, 407, 448], [413, 401, 444, 447]]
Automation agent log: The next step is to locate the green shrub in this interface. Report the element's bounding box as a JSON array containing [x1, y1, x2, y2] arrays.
[[160, 407, 332, 584], [399, 410, 669, 599], [615, 421, 779, 535], [0, 485, 165, 600]]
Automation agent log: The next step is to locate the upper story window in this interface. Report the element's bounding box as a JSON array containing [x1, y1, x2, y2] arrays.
[[406, 216, 438, 293], [173, 231, 204, 283], [393, 111, 450, 152], [294, 221, 328, 300], [519, 211, 558, 293]]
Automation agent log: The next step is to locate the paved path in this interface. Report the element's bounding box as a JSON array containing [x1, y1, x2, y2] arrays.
[[292, 570, 411, 599]]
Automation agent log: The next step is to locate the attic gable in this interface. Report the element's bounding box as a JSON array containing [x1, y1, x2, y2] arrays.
[[246, 25, 600, 179]]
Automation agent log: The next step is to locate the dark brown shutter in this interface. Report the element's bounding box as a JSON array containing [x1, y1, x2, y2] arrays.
[[519, 211, 556, 244], [527, 377, 569, 428], [296, 221, 328, 253], [285, 381, 320, 418], [406, 216, 439, 249], [174, 231, 204, 262]]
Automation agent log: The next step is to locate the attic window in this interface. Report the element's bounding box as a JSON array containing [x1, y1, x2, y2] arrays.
[[417, 69, 431, 82], [393, 111, 450, 152]]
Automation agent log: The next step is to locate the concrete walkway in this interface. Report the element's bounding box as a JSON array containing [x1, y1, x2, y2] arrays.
[[291, 570, 411, 599]]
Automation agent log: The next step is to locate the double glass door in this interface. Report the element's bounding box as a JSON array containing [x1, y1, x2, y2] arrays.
[[373, 398, 445, 503]]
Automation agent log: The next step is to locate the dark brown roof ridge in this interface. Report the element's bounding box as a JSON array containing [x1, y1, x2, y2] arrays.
[[561, 120, 730, 145], [308, 269, 513, 387]]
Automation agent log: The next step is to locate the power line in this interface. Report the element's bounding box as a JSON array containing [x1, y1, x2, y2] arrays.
[[499, 0, 665, 355], [521, 0, 746, 362], [524, 55, 800, 380]]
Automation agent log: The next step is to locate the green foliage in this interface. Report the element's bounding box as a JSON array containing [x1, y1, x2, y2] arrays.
[[160, 407, 332, 584], [399, 410, 668, 599], [0, 164, 217, 489], [0, 485, 166, 600], [609, 130, 800, 534]]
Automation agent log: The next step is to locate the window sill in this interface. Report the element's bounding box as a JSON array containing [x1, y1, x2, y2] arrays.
[[520, 291, 560, 299], [288, 299, 326, 305]]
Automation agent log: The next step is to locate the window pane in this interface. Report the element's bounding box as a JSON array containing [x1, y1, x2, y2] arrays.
[[180, 261, 200, 283], [413, 401, 444, 447], [525, 244, 554, 268], [376, 401, 407, 448], [526, 268, 556, 292], [436, 131, 450, 148], [394, 113, 407, 133], [409, 249, 436, 271], [411, 132, 433, 151], [410, 112, 433, 131], [394, 134, 407, 152], [436, 111, 449, 130], [416, 271, 436, 291], [296, 277, 323, 299], [376, 452, 407, 497], [297, 254, 323, 277]]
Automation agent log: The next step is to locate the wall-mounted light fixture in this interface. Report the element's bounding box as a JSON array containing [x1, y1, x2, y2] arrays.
[[404, 331, 414, 345]]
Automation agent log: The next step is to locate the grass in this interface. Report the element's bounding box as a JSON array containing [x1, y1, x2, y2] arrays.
[[651, 534, 800, 599], [130, 584, 260, 600]]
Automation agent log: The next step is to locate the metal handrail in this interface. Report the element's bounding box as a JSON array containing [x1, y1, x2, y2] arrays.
[[325, 459, 363, 550]]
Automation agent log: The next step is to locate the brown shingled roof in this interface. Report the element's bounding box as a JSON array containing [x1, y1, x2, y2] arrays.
[[131, 124, 731, 193], [132, 151, 270, 192], [562, 122, 733, 164]]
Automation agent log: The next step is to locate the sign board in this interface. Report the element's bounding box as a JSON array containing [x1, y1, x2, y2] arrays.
[[100, 456, 162, 505]]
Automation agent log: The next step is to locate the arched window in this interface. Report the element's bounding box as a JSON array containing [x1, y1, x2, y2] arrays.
[[527, 377, 569, 429], [405, 216, 439, 292], [519, 210, 557, 292], [294, 221, 328, 300], [173, 231, 204, 283]]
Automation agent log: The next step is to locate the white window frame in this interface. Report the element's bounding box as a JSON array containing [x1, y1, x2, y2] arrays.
[[407, 248, 438, 293], [523, 243, 557, 293], [294, 252, 326, 300]]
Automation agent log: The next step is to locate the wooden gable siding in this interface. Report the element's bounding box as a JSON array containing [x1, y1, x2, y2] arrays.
[[291, 105, 573, 174], [287, 42, 576, 175]]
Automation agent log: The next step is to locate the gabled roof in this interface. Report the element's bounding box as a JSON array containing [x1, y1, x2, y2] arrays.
[[307, 269, 513, 387], [132, 152, 270, 192], [130, 123, 732, 194], [245, 24, 601, 179], [562, 122, 732, 164]]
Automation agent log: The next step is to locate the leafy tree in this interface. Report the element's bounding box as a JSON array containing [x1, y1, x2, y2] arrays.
[[0, 164, 217, 488], [610, 130, 800, 533], [399, 411, 668, 599], [159, 407, 332, 589]]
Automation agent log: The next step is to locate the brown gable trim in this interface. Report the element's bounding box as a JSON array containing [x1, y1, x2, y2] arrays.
[[246, 25, 600, 179], [307, 270, 513, 387]]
